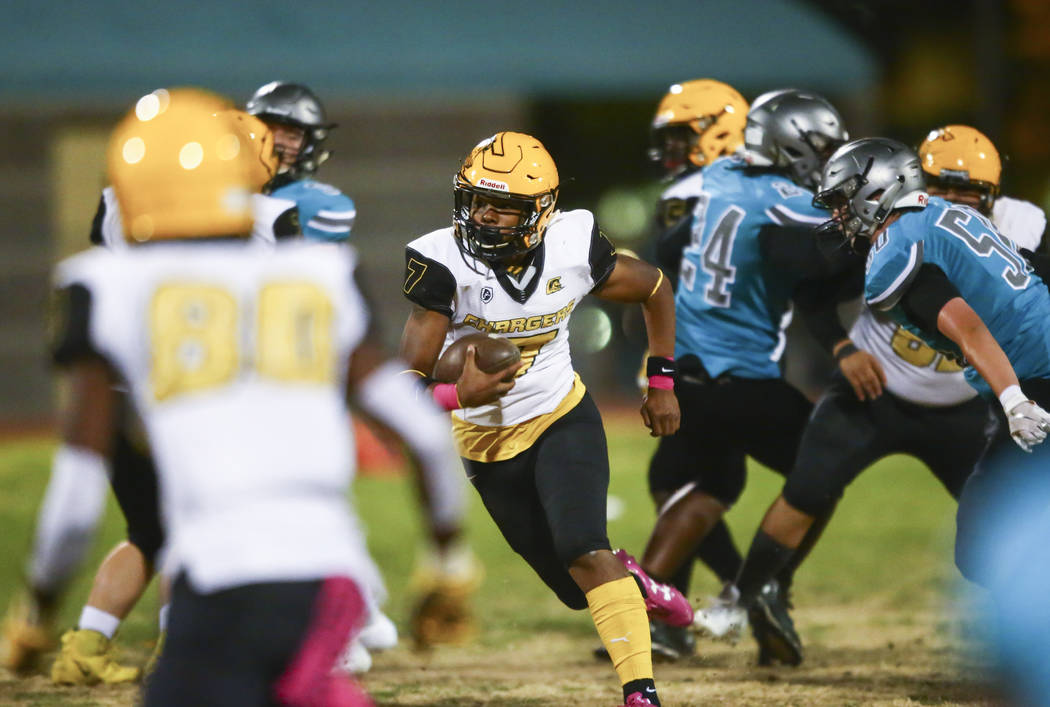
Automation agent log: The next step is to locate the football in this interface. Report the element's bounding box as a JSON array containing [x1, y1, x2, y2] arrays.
[[432, 333, 521, 383]]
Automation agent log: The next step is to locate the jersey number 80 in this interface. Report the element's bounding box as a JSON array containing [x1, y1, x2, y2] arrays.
[[150, 282, 334, 401]]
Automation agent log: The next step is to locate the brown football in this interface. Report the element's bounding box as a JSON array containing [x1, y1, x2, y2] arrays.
[[432, 333, 521, 383]]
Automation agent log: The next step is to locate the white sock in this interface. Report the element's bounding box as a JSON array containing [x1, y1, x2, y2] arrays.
[[158, 603, 170, 633], [78, 606, 121, 639]]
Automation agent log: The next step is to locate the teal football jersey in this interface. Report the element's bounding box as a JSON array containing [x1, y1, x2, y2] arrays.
[[271, 178, 356, 242], [865, 195, 1050, 393], [675, 157, 828, 378]]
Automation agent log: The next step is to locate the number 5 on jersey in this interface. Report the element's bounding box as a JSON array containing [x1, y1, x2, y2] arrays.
[[151, 282, 334, 401]]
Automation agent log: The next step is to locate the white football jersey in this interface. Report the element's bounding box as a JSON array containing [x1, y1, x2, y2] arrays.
[[53, 240, 378, 593], [660, 169, 705, 203], [993, 196, 1046, 252], [404, 209, 616, 443], [849, 195, 1046, 407], [91, 186, 298, 249]]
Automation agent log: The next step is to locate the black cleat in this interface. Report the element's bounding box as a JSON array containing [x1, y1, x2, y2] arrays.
[[748, 580, 802, 666], [650, 621, 696, 662], [593, 622, 697, 662]]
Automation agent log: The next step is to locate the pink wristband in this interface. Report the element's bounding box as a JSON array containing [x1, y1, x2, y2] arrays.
[[432, 383, 461, 411], [648, 375, 674, 390]]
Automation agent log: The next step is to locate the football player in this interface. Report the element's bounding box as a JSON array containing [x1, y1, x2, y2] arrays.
[[629, 89, 863, 666], [694, 125, 1046, 664], [246, 81, 356, 242], [247, 81, 404, 670], [48, 88, 468, 706], [808, 138, 1050, 591], [631, 78, 751, 661], [0, 106, 287, 683], [400, 131, 684, 707]]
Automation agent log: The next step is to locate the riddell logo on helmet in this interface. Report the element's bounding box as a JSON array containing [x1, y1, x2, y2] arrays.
[[478, 179, 509, 191], [917, 194, 928, 206]]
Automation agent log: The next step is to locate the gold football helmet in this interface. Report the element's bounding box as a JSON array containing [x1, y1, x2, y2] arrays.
[[219, 110, 279, 193], [918, 125, 1001, 214], [107, 88, 263, 242], [453, 132, 559, 265], [650, 79, 748, 177]]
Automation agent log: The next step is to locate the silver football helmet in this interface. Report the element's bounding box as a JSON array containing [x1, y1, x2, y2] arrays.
[[813, 137, 928, 246], [742, 89, 848, 189], [246, 81, 335, 176]]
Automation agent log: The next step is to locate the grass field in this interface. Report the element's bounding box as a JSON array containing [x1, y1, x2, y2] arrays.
[[0, 409, 996, 706]]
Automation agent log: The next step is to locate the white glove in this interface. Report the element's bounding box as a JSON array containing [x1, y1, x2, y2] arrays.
[[1001, 386, 1050, 452]]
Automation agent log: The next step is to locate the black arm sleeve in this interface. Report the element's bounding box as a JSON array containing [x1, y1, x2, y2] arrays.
[[1021, 248, 1050, 283], [402, 247, 457, 317], [654, 214, 692, 278], [50, 284, 104, 366], [898, 264, 961, 334], [89, 194, 106, 246], [272, 206, 302, 240], [758, 224, 831, 280], [588, 221, 618, 291], [794, 263, 865, 353]]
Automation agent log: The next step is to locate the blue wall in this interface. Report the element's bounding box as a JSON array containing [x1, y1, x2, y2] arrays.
[[4, 0, 874, 103]]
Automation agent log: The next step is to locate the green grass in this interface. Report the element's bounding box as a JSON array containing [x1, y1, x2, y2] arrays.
[[0, 410, 960, 663]]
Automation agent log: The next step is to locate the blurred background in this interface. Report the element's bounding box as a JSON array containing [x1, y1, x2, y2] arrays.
[[1, 0, 1047, 421]]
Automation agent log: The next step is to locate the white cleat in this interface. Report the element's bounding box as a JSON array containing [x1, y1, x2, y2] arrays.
[[333, 639, 372, 675], [692, 597, 748, 644], [358, 610, 398, 652]]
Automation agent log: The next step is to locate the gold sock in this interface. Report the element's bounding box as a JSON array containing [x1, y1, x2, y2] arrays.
[[586, 576, 653, 684]]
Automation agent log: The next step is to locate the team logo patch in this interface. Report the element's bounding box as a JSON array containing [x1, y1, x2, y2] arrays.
[[480, 286, 494, 303], [546, 277, 563, 294]]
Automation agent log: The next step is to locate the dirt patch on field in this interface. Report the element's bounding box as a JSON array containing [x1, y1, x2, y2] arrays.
[[0, 606, 1000, 706]]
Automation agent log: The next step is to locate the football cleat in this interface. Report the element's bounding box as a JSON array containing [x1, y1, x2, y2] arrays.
[[333, 638, 372, 675], [692, 584, 747, 644], [622, 691, 658, 706], [748, 580, 803, 666], [50, 628, 141, 685], [357, 610, 398, 652], [593, 620, 697, 663], [650, 620, 696, 662], [613, 549, 694, 627], [0, 593, 54, 673]]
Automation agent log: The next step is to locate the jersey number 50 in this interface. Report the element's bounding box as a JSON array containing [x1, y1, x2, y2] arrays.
[[936, 207, 1030, 290], [150, 282, 334, 401]]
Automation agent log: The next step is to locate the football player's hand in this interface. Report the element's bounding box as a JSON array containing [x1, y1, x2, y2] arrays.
[[641, 388, 680, 437], [839, 349, 886, 401], [1006, 399, 1050, 452], [408, 544, 483, 650], [454, 345, 521, 408]]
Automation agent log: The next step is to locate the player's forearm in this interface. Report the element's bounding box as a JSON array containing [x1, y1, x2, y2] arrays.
[[641, 271, 676, 358], [937, 297, 1018, 396], [352, 361, 466, 538]]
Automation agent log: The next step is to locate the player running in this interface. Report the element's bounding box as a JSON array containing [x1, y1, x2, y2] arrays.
[[400, 131, 685, 707]]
